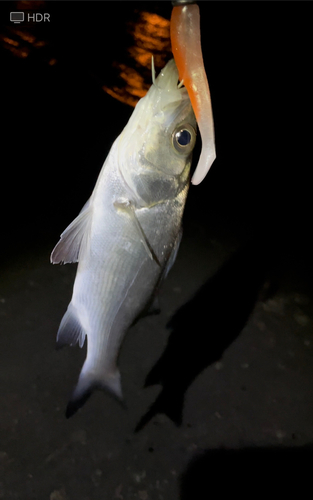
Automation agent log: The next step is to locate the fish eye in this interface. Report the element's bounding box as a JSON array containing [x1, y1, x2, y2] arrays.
[[172, 124, 196, 155], [176, 129, 191, 146]]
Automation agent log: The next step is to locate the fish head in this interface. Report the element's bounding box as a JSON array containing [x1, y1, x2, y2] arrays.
[[117, 59, 197, 206]]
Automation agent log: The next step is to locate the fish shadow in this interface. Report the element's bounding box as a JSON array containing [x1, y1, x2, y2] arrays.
[[180, 445, 313, 498], [135, 236, 273, 431]]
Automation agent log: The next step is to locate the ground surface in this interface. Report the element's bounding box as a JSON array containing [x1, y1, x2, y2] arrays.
[[1, 215, 313, 499]]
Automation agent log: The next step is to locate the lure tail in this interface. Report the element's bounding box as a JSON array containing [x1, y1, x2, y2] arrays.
[[171, 3, 216, 185]]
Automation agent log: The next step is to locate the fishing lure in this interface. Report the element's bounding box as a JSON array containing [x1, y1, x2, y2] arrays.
[[171, 1, 216, 184]]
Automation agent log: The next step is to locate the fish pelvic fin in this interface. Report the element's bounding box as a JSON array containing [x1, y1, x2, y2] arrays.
[[56, 303, 86, 349], [50, 198, 92, 264], [65, 367, 124, 419]]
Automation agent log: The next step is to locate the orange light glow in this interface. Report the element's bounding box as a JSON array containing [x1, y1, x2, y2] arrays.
[[128, 47, 153, 68], [102, 86, 139, 108], [119, 64, 147, 94], [138, 12, 170, 40], [1, 25, 50, 62], [103, 11, 171, 107], [33, 40, 46, 48], [103, 63, 150, 107], [14, 30, 36, 44], [1, 7, 172, 109], [6, 46, 29, 58], [131, 14, 170, 52], [1, 36, 19, 47]]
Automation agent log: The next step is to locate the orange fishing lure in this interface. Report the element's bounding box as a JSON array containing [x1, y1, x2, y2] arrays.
[[171, 3, 216, 184]]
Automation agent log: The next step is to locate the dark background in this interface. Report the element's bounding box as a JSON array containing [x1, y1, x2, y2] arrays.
[[1, 1, 311, 263], [0, 2, 312, 499]]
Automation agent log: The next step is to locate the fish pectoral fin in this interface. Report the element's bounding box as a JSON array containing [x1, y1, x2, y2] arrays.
[[56, 303, 86, 349], [50, 198, 92, 264], [114, 198, 161, 267]]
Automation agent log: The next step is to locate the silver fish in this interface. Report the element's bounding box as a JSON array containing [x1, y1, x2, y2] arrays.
[[51, 59, 197, 417]]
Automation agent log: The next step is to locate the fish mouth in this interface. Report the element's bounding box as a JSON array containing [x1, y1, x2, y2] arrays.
[[151, 59, 192, 129], [170, 4, 216, 184]]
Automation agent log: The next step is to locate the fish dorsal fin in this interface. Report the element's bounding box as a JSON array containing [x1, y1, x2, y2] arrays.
[[50, 199, 92, 264]]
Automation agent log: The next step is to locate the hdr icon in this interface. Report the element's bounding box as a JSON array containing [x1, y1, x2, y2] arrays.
[[27, 13, 50, 22], [10, 12, 50, 23]]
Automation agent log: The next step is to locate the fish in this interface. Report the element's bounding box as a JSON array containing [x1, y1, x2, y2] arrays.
[[171, 2, 216, 184], [51, 58, 198, 418]]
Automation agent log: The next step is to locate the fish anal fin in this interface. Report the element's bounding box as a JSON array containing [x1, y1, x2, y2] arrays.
[[114, 198, 161, 267], [56, 303, 86, 350], [50, 199, 92, 264]]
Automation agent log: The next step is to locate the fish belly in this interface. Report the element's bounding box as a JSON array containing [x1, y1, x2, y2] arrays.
[[62, 152, 186, 417]]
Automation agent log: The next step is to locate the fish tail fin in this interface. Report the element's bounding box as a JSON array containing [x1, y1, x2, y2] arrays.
[[65, 366, 124, 419], [65, 374, 94, 419]]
